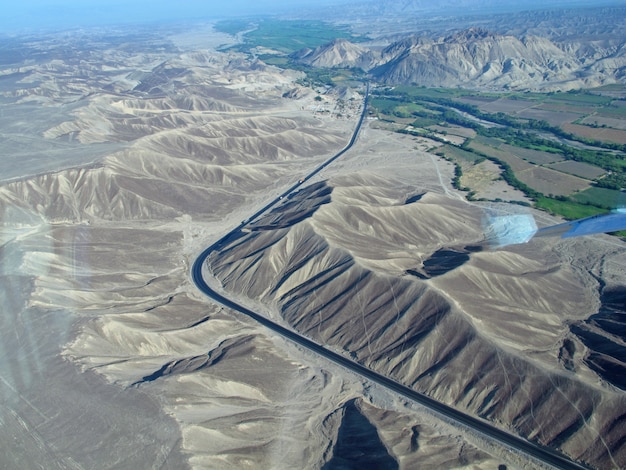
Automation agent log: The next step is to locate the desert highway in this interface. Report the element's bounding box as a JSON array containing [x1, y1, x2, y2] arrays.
[[238, 83, 371, 226], [191, 85, 590, 470]]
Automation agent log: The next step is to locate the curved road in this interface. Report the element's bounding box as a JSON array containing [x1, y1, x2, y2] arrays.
[[192, 84, 591, 470]]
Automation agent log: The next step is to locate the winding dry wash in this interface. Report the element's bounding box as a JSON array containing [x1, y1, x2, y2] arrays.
[[0, 20, 625, 470]]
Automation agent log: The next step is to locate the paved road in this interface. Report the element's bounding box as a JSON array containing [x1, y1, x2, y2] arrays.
[[191, 84, 591, 470], [239, 83, 370, 226]]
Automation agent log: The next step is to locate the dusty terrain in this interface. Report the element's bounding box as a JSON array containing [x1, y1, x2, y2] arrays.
[[0, 26, 512, 469], [1, 23, 625, 470], [206, 129, 626, 469], [295, 25, 626, 91]]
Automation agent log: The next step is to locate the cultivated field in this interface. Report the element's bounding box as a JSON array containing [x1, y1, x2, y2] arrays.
[[468, 141, 534, 171], [427, 124, 477, 139], [580, 115, 626, 130], [499, 143, 564, 165], [572, 186, 626, 208], [562, 123, 626, 144], [547, 160, 606, 179], [370, 85, 626, 223], [437, 144, 483, 163], [516, 107, 582, 125], [470, 97, 535, 114], [517, 166, 591, 196]]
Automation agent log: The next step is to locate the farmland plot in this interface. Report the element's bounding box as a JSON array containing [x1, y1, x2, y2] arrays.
[[562, 123, 626, 144], [572, 186, 626, 208], [580, 115, 626, 130], [499, 143, 564, 165], [468, 141, 533, 172], [473, 98, 536, 114], [547, 160, 606, 179], [516, 108, 582, 126], [517, 166, 591, 196]]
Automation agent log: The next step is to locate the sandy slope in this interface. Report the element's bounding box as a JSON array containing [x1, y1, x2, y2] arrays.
[[0, 32, 515, 469], [206, 126, 626, 469], [2, 26, 625, 469]]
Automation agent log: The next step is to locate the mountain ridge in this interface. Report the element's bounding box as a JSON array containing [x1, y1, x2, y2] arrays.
[[293, 27, 625, 90]]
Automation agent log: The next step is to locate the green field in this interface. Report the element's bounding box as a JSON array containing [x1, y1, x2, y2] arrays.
[[593, 84, 626, 93], [370, 86, 626, 222], [389, 85, 469, 100], [595, 105, 626, 119], [468, 141, 533, 171], [215, 19, 361, 54], [370, 97, 436, 119], [258, 55, 290, 66], [213, 19, 255, 36], [571, 187, 626, 209], [535, 197, 607, 219], [545, 91, 613, 107]]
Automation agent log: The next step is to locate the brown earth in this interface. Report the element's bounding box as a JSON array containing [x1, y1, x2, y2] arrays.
[[0, 29, 523, 469]]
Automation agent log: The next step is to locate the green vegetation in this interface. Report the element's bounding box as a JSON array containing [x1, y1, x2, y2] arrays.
[[213, 19, 255, 36], [411, 116, 440, 128], [595, 106, 626, 119], [258, 55, 290, 66], [216, 19, 361, 55], [370, 96, 442, 125], [294, 66, 364, 88], [389, 85, 469, 100], [374, 86, 626, 151], [436, 145, 484, 163], [546, 90, 613, 106], [477, 125, 624, 172], [369, 85, 626, 224], [594, 171, 626, 190], [452, 163, 467, 191], [572, 187, 626, 209], [592, 84, 626, 93], [535, 197, 607, 219], [247, 20, 354, 53], [213, 22, 626, 229]]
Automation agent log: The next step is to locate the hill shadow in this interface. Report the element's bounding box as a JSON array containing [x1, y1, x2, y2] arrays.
[[323, 399, 398, 470], [570, 286, 626, 390]]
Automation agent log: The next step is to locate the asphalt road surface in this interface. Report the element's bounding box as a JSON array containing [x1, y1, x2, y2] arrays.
[[192, 84, 591, 470]]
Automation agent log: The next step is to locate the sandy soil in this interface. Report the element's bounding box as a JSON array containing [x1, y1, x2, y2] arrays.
[[206, 125, 626, 468], [1, 24, 625, 470]]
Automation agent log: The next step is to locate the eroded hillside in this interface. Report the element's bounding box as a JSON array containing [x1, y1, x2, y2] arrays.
[[206, 154, 626, 468], [0, 30, 514, 469], [293, 21, 626, 90]]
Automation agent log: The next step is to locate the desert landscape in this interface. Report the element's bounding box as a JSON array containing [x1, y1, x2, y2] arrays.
[[1, 2, 626, 469]]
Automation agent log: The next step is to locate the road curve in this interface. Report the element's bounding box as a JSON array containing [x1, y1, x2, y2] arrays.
[[191, 85, 591, 470]]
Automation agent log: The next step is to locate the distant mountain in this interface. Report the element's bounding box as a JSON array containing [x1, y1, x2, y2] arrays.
[[371, 28, 584, 89], [323, 0, 621, 17], [291, 27, 626, 91], [291, 38, 375, 70]]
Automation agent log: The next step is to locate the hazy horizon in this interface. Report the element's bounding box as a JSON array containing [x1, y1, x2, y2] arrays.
[[0, 0, 343, 34], [2, 0, 623, 35]]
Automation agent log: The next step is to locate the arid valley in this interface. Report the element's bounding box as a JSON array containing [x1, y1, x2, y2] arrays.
[[1, 3, 626, 469]]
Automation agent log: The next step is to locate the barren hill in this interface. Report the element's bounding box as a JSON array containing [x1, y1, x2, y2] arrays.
[[372, 28, 584, 89], [292, 38, 375, 69], [205, 160, 626, 468], [1, 22, 626, 470], [293, 27, 626, 90], [0, 30, 517, 468]]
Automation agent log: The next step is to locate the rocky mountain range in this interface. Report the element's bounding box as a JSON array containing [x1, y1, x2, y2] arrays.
[[292, 27, 626, 90]]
